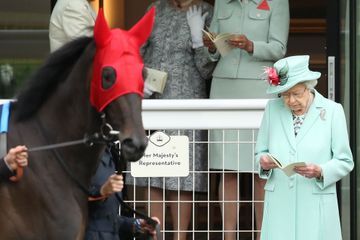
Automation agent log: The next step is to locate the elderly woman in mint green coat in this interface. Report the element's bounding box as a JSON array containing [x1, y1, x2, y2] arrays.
[[255, 55, 353, 240]]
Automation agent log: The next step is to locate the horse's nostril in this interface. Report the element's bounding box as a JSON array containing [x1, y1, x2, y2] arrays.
[[121, 138, 147, 162], [122, 138, 147, 150]]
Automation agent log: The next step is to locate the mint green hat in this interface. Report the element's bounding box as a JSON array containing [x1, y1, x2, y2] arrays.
[[265, 55, 321, 94]]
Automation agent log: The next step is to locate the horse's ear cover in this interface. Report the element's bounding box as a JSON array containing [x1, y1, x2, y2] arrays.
[[93, 9, 112, 48], [128, 7, 156, 47], [90, 7, 155, 112]]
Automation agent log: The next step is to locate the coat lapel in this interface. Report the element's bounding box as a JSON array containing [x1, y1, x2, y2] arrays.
[[295, 90, 325, 144], [226, 0, 261, 5], [280, 102, 297, 150], [251, 0, 262, 4]]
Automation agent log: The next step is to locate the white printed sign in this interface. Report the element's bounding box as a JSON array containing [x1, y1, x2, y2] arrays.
[[130, 131, 189, 177]]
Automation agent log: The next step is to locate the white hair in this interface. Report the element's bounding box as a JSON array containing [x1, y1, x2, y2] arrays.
[[304, 80, 318, 90]]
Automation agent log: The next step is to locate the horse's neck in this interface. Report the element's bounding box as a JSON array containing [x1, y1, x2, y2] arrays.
[[10, 89, 103, 191], [39, 102, 103, 182], [34, 55, 105, 186]]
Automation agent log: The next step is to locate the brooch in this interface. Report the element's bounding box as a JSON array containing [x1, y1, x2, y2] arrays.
[[320, 109, 326, 121]]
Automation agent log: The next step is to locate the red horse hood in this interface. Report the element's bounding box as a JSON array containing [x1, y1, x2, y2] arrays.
[[90, 7, 155, 112]]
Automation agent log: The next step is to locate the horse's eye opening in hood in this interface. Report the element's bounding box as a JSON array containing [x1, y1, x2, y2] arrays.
[[101, 66, 117, 90]]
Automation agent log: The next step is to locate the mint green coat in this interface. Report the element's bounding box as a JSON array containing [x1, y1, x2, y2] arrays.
[[255, 90, 354, 240], [209, 0, 290, 79]]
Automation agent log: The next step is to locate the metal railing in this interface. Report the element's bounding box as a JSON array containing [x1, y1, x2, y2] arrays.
[[142, 99, 267, 130], [127, 99, 268, 240]]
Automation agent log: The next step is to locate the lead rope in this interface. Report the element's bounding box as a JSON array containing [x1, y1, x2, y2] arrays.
[[110, 143, 162, 240], [9, 123, 104, 183], [10, 130, 94, 182], [31, 112, 119, 192], [34, 118, 96, 194]]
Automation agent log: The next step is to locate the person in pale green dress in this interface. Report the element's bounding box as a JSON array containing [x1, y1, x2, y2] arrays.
[[203, 0, 289, 239]]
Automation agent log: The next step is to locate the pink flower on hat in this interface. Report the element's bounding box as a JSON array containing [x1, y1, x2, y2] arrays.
[[263, 63, 289, 86], [264, 67, 280, 86]]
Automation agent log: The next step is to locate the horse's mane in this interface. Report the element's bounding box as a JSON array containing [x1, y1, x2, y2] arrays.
[[14, 37, 94, 121]]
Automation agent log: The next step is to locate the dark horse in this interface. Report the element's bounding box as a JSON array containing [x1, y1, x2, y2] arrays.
[[0, 8, 154, 240]]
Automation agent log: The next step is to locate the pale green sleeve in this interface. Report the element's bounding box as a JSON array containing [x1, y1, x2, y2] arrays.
[[252, 0, 289, 61], [315, 103, 354, 189], [255, 101, 273, 179]]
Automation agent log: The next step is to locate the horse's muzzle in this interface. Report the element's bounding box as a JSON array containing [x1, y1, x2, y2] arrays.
[[120, 136, 148, 162]]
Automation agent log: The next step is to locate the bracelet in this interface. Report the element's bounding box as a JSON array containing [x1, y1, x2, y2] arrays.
[[262, 169, 270, 176], [133, 218, 143, 235], [316, 170, 324, 181]]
